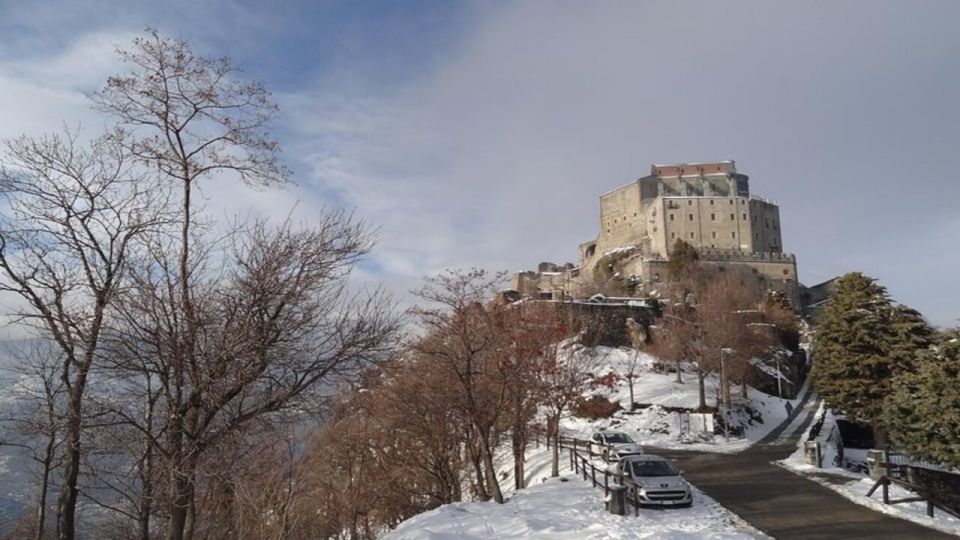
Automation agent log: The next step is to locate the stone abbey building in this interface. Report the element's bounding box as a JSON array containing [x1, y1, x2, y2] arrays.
[[512, 161, 800, 305]]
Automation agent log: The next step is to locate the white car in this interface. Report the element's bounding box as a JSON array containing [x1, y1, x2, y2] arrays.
[[589, 430, 644, 461], [609, 454, 692, 508]]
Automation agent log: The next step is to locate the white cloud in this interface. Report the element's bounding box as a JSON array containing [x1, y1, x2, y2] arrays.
[[0, 30, 131, 140], [1, 2, 958, 328], [282, 1, 960, 326]]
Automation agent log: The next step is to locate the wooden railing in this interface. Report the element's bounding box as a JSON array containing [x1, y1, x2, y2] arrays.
[[866, 452, 960, 519], [557, 436, 644, 516]]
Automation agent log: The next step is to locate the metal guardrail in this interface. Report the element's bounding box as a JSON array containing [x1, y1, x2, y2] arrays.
[[886, 452, 958, 475]]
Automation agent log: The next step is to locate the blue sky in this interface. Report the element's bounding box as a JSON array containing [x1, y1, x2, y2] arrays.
[[1, 0, 958, 327]]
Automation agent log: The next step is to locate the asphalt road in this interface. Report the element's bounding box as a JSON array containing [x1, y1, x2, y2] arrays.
[[655, 400, 955, 539]]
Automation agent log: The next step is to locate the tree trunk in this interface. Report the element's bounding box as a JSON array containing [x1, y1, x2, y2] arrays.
[[165, 166, 196, 540], [57, 309, 105, 540], [57, 380, 86, 540], [165, 457, 195, 540], [512, 434, 524, 490], [697, 370, 707, 411], [165, 409, 198, 540], [512, 415, 526, 490], [34, 434, 55, 540], [469, 442, 489, 501], [477, 429, 503, 503], [138, 390, 156, 540], [628, 378, 635, 409], [550, 416, 561, 478]]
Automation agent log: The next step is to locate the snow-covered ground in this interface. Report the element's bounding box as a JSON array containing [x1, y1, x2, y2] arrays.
[[386, 446, 764, 540], [560, 346, 800, 453], [779, 403, 960, 536], [384, 363, 783, 540]]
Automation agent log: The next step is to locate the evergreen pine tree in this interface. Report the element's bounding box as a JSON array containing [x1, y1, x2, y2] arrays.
[[667, 239, 699, 279], [887, 304, 937, 369], [885, 329, 960, 467], [811, 272, 935, 445]]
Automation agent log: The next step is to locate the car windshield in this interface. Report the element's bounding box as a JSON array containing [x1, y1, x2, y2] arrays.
[[605, 433, 633, 444], [631, 460, 679, 477]]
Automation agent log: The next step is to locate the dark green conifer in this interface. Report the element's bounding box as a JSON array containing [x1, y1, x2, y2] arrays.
[[885, 330, 960, 466], [667, 239, 699, 279], [812, 272, 935, 446]]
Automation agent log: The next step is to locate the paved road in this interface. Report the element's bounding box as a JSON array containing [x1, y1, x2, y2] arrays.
[[655, 394, 955, 539]]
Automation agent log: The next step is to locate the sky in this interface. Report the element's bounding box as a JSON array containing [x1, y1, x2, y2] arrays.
[[0, 0, 958, 327]]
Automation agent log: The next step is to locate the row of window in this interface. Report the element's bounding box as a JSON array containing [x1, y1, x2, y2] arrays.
[[606, 212, 640, 227], [670, 212, 748, 221], [666, 211, 779, 229], [671, 231, 739, 239], [686, 199, 738, 206]]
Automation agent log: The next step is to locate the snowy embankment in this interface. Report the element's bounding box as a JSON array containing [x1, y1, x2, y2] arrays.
[[561, 346, 800, 453], [385, 446, 764, 540], [779, 402, 960, 536], [383, 343, 798, 539]]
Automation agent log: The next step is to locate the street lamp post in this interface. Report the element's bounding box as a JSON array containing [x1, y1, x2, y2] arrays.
[[720, 348, 730, 442], [775, 354, 783, 399]]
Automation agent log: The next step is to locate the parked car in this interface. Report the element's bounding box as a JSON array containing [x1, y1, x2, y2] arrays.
[[608, 454, 692, 508], [589, 430, 644, 461]]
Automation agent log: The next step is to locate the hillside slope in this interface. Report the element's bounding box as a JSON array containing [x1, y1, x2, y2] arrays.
[[385, 447, 762, 540]]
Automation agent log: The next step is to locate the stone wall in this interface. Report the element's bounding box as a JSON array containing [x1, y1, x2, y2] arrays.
[[596, 182, 646, 255], [639, 255, 799, 307]]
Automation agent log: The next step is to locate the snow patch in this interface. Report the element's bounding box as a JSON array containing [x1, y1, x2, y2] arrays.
[[386, 469, 763, 539]]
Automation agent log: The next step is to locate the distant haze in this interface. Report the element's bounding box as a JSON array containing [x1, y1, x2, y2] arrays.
[[0, 0, 957, 326]]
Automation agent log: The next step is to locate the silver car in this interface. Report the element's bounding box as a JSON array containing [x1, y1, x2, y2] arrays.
[[609, 454, 692, 508], [590, 430, 644, 461]]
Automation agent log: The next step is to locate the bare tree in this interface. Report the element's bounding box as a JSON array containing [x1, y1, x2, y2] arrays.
[[91, 31, 289, 540], [105, 217, 397, 540], [699, 272, 771, 407], [374, 356, 465, 506], [0, 342, 68, 540], [652, 295, 708, 406], [499, 301, 574, 490], [410, 269, 510, 503], [539, 336, 597, 477], [622, 317, 650, 408], [0, 130, 170, 540], [651, 271, 776, 412]]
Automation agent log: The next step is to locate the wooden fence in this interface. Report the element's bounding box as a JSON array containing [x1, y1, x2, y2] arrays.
[[557, 436, 645, 516], [867, 452, 960, 519]]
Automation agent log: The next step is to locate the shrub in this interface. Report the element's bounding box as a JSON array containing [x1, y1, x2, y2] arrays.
[[572, 395, 621, 419]]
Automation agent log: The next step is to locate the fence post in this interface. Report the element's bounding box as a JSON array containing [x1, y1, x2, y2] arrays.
[[604, 472, 609, 497], [882, 480, 889, 504], [569, 446, 574, 471], [927, 500, 935, 518], [574, 452, 579, 475], [634, 485, 639, 516], [582, 458, 588, 481], [591, 465, 596, 487]]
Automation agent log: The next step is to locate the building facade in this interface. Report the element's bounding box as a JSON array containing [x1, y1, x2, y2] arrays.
[[513, 161, 800, 306]]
